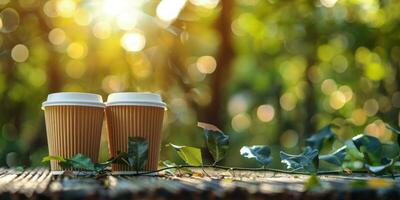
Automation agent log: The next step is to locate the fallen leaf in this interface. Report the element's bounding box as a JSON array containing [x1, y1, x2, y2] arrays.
[[367, 178, 394, 189], [197, 122, 222, 132], [192, 172, 205, 178]]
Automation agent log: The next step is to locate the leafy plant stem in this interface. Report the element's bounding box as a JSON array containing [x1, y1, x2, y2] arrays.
[[125, 165, 365, 176], [201, 165, 211, 177]]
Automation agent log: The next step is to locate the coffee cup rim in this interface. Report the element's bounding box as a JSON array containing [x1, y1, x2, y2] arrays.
[[42, 92, 105, 109], [105, 92, 167, 109]]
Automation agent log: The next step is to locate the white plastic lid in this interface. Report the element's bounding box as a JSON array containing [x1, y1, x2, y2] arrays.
[[42, 92, 105, 109], [106, 92, 167, 109]]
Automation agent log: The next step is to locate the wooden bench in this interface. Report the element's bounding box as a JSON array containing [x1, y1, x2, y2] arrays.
[[0, 168, 399, 199]]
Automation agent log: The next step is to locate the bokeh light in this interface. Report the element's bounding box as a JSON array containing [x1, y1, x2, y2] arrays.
[[188, 63, 206, 82], [332, 55, 348, 73], [280, 93, 297, 111], [363, 98, 379, 116], [48, 28, 66, 45], [11, 44, 29, 63], [280, 130, 299, 148], [67, 42, 88, 59], [196, 56, 217, 74], [320, 0, 338, 8], [116, 13, 137, 31], [73, 8, 92, 26], [321, 79, 337, 95], [102, 75, 125, 93], [228, 94, 249, 116], [338, 85, 353, 102], [65, 60, 86, 79], [1, 0, 400, 169], [92, 22, 112, 39], [256, 104, 275, 122], [365, 120, 392, 142], [350, 109, 367, 126], [43, 0, 58, 18], [189, 0, 220, 9], [56, 0, 76, 18], [156, 0, 186, 22], [0, 8, 20, 33], [120, 32, 146, 52], [102, 0, 144, 16], [365, 63, 385, 81], [231, 113, 251, 132], [329, 90, 346, 110]]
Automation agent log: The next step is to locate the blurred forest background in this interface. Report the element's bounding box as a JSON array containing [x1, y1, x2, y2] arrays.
[[0, 0, 400, 169]]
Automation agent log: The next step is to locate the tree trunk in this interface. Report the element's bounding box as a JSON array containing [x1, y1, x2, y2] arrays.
[[204, 0, 234, 127]]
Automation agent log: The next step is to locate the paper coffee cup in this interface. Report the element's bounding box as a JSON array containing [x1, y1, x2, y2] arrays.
[[105, 92, 166, 171], [42, 92, 105, 170]]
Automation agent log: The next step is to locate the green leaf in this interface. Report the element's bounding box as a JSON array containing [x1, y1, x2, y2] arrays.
[[306, 125, 334, 151], [169, 143, 203, 166], [366, 158, 394, 174], [352, 134, 382, 165], [280, 147, 319, 173], [240, 145, 272, 166], [344, 140, 364, 160], [160, 160, 177, 168], [202, 127, 229, 164], [65, 154, 95, 170], [382, 143, 400, 159], [319, 146, 346, 166], [94, 160, 112, 172], [112, 152, 131, 169], [159, 160, 177, 175], [127, 137, 149, 171], [15, 166, 24, 172], [42, 155, 66, 162], [304, 175, 322, 190]]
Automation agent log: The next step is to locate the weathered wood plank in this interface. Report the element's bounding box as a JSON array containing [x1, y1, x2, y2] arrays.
[[0, 168, 399, 199]]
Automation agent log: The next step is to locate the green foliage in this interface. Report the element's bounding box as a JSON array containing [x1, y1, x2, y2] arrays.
[[127, 137, 149, 171], [42, 155, 65, 162], [366, 158, 394, 174], [306, 125, 334, 151], [352, 134, 382, 165], [320, 133, 396, 169], [280, 147, 319, 173], [198, 122, 229, 165], [43, 154, 97, 172], [382, 143, 400, 159], [344, 140, 364, 160], [62, 154, 95, 170], [159, 160, 178, 175], [319, 146, 346, 166], [42, 137, 149, 173], [113, 137, 149, 172], [2, 0, 400, 171], [240, 145, 272, 167], [304, 175, 322, 190], [169, 144, 203, 166]]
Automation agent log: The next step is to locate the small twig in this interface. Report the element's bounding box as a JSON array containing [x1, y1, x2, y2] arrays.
[[68, 164, 400, 177], [127, 165, 344, 176], [201, 165, 211, 178]]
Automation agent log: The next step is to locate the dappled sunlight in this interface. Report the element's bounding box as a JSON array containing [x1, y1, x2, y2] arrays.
[[0, 0, 399, 169]]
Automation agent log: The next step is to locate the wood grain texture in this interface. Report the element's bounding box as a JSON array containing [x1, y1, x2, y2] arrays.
[[0, 168, 400, 199]]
